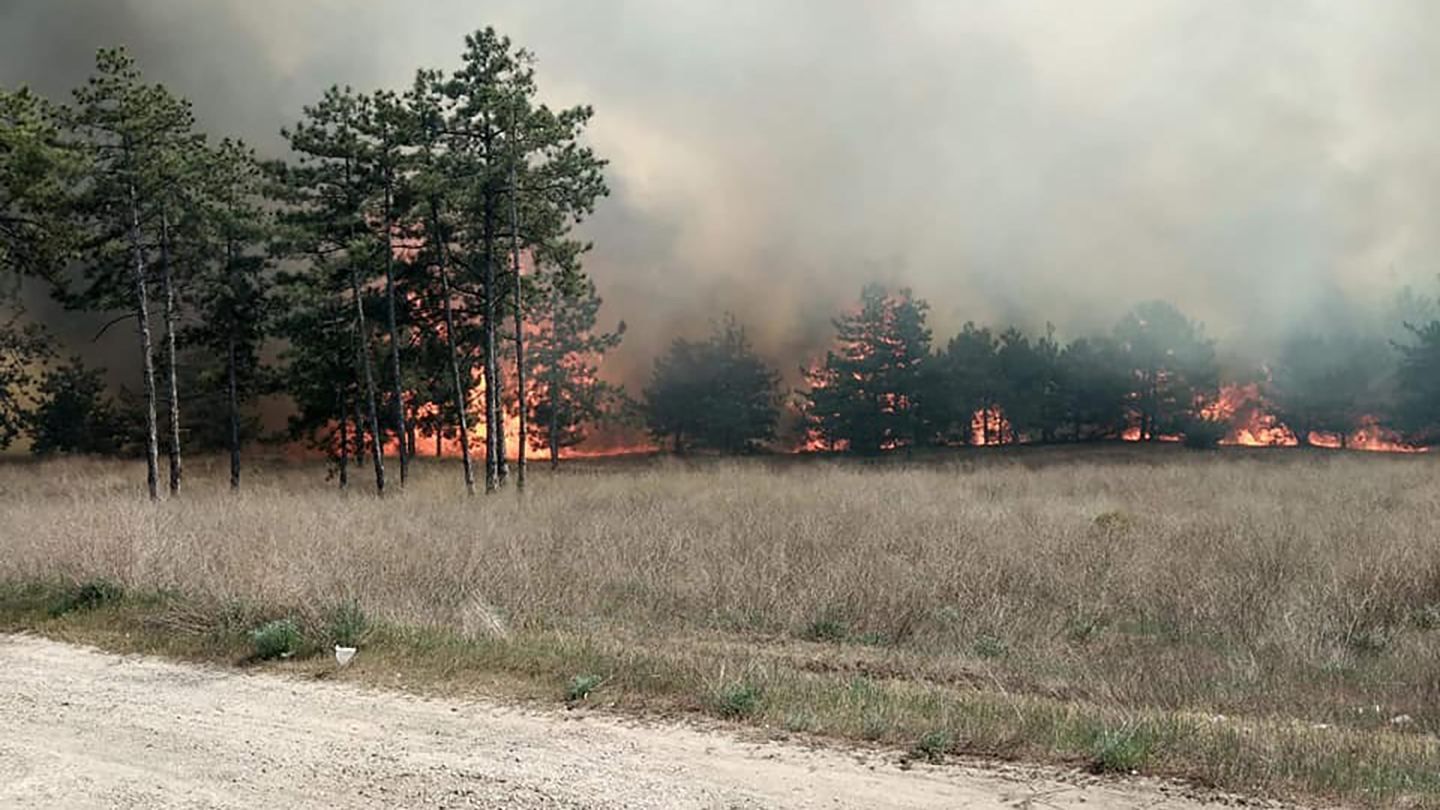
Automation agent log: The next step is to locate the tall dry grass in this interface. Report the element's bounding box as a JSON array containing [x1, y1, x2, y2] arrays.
[[3, 449, 1439, 798]]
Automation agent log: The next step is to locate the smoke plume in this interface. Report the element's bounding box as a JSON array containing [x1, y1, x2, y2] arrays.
[[5, 1, 1440, 387]]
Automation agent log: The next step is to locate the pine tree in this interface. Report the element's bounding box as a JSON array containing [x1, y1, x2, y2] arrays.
[[1056, 336, 1130, 440], [441, 28, 607, 491], [645, 315, 780, 453], [527, 270, 624, 465], [278, 86, 387, 494], [356, 89, 414, 487], [28, 357, 121, 456], [1, 87, 81, 282], [406, 69, 479, 494], [937, 323, 1003, 445], [804, 285, 931, 454], [64, 49, 204, 500], [0, 319, 50, 449], [1113, 301, 1217, 439], [1268, 331, 1389, 446], [183, 139, 271, 489]]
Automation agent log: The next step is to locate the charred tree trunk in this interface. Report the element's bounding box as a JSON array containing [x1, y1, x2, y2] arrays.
[[380, 160, 410, 488], [433, 204, 476, 496], [159, 211, 182, 497], [126, 176, 160, 502], [349, 268, 386, 495]]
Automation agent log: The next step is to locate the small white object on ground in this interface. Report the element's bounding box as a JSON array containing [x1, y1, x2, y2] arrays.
[[335, 645, 357, 668]]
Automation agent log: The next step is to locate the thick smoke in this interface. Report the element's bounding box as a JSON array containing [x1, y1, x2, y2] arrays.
[[5, 1, 1440, 388]]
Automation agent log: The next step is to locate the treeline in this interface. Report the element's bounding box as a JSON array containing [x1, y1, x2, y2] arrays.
[[638, 284, 1440, 454], [8, 33, 1440, 491], [1, 30, 625, 497]]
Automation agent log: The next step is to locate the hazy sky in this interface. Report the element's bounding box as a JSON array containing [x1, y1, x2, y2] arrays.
[[4, 1, 1438, 382]]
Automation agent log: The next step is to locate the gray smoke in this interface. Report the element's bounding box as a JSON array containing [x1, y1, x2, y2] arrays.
[[5, 0, 1439, 387]]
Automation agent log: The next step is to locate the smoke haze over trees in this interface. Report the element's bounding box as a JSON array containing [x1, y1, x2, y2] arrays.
[[9, 10, 1440, 491], [8, 2, 1440, 390]]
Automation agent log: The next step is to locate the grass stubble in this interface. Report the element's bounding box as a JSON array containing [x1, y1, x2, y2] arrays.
[[1, 448, 1438, 807]]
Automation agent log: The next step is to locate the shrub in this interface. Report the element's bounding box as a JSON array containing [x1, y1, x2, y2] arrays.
[[713, 680, 762, 718], [911, 730, 953, 763], [566, 673, 605, 702], [250, 618, 301, 660], [1089, 725, 1153, 773], [49, 579, 124, 617], [325, 600, 370, 647]]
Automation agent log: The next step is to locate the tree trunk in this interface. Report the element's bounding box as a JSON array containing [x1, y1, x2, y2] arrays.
[[508, 115, 528, 492], [380, 161, 409, 488], [548, 368, 561, 471], [548, 283, 562, 470], [351, 393, 366, 466], [482, 202, 502, 493], [159, 211, 182, 497], [126, 178, 160, 502], [433, 204, 475, 496], [225, 239, 241, 491], [336, 387, 349, 490], [349, 268, 386, 495], [227, 329, 240, 491], [406, 400, 418, 459]]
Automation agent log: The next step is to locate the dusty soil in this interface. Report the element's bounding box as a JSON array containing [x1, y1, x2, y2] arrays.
[[0, 635, 1244, 809]]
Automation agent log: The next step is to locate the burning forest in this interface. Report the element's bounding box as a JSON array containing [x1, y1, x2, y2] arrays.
[[5, 24, 1440, 506]]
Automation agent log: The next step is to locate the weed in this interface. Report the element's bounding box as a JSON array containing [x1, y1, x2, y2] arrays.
[[325, 600, 370, 647], [1412, 604, 1440, 631], [973, 633, 1008, 659], [1064, 613, 1108, 645], [860, 711, 890, 741], [801, 615, 848, 643], [910, 730, 953, 763], [712, 679, 762, 718], [1090, 510, 1136, 536], [566, 673, 605, 702], [1346, 625, 1393, 657], [783, 710, 817, 733], [1089, 725, 1153, 774]]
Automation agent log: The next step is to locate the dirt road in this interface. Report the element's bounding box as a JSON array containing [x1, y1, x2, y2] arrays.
[[0, 635, 1234, 809]]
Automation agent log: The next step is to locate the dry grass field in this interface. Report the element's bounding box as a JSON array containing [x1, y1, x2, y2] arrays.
[[2, 448, 1439, 806]]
